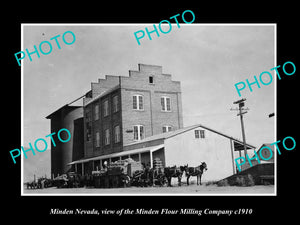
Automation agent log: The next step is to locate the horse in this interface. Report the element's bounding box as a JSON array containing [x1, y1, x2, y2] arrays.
[[184, 162, 208, 185], [26, 181, 38, 189], [164, 165, 186, 187]]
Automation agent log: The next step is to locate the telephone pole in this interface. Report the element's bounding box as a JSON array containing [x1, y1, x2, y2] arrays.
[[230, 98, 249, 159]]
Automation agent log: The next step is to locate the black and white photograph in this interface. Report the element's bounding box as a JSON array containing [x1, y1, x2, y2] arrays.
[[4, 4, 298, 221], [21, 24, 276, 195]]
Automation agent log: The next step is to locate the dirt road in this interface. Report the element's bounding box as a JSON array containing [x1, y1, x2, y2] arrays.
[[23, 184, 275, 195]]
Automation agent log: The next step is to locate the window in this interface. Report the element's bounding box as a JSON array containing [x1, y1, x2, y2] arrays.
[[195, 130, 205, 139], [149, 76, 154, 84], [133, 95, 143, 110], [200, 130, 205, 138], [161, 96, 171, 111], [162, 126, 172, 133], [133, 125, 144, 140], [104, 129, 110, 145], [114, 125, 121, 143], [95, 131, 100, 147], [195, 130, 200, 139], [112, 95, 119, 113], [94, 104, 99, 120], [85, 111, 92, 142], [103, 99, 109, 117]]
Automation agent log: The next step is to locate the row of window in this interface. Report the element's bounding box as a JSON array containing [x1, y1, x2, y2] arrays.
[[93, 95, 120, 120], [133, 125, 175, 140], [93, 125, 121, 147], [89, 128, 205, 144], [133, 95, 171, 112], [89, 125, 175, 145], [133, 127, 205, 141], [195, 130, 205, 139], [91, 95, 172, 121]]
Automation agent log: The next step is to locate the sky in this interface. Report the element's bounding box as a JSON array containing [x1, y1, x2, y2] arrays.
[[22, 24, 275, 179]]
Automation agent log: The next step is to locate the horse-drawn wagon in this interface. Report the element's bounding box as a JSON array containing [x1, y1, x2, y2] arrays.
[[92, 157, 171, 188], [92, 158, 143, 188], [92, 158, 208, 188], [26, 177, 53, 189], [26, 159, 208, 190]]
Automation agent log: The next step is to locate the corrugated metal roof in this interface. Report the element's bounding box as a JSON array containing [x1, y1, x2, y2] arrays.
[[68, 144, 164, 165]]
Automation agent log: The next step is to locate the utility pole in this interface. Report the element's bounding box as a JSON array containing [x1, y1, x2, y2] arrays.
[[230, 98, 249, 159]]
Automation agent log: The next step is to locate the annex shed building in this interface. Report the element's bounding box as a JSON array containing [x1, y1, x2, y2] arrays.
[[69, 124, 256, 182]]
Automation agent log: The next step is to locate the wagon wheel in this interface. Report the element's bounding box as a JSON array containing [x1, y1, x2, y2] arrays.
[[157, 175, 167, 187], [122, 175, 131, 187]]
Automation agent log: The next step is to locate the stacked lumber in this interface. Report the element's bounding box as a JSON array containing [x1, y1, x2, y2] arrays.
[[107, 164, 125, 175], [106, 158, 142, 176], [153, 158, 163, 170], [92, 170, 106, 176], [128, 162, 143, 177]]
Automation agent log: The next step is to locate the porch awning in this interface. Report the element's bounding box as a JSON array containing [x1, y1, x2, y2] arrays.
[[68, 144, 164, 165], [233, 141, 253, 151]]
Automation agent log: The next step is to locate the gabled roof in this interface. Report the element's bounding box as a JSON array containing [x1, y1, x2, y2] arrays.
[[125, 124, 256, 149]]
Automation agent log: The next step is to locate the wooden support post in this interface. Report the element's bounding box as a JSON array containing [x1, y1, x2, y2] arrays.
[[230, 139, 236, 174], [150, 151, 153, 168]]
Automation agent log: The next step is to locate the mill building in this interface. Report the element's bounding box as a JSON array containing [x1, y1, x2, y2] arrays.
[[46, 64, 256, 181]]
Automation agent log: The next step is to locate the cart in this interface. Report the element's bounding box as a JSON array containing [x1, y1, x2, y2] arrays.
[[92, 158, 143, 188]]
